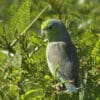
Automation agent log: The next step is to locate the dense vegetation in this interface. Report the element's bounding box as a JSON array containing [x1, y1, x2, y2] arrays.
[[0, 0, 100, 100]]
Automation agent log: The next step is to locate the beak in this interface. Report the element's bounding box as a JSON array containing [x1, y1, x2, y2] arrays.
[[41, 29, 46, 37]]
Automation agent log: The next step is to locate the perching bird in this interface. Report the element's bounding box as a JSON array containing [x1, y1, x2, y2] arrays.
[[41, 19, 79, 93]]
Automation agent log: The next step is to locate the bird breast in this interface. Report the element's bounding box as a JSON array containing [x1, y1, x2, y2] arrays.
[[46, 42, 72, 77]]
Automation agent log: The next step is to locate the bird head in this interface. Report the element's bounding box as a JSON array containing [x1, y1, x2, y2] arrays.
[[41, 19, 70, 42]]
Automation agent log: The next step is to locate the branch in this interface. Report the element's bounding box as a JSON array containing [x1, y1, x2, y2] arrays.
[[10, 5, 50, 48]]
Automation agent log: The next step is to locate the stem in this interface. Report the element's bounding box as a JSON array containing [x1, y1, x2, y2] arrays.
[[10, 5, 50, 48]]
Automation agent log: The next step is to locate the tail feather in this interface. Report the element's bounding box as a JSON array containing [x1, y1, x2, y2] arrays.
[[57, 72, 78, 93], [64, 82, 78, 93]]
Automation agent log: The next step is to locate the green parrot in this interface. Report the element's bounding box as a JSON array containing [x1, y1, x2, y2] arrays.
[[41, 19, 79, 93]]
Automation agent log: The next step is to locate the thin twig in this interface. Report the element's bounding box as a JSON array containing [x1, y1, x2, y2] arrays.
[[10, 5, 49, 48]]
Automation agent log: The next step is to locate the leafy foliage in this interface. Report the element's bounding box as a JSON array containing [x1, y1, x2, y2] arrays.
[[0, 0, 100, 100]]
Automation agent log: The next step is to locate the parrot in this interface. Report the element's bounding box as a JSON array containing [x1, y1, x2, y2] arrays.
[[41, 19, 79, 93]]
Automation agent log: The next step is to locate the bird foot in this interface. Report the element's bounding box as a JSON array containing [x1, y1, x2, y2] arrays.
[[52, 83, 65, 91]]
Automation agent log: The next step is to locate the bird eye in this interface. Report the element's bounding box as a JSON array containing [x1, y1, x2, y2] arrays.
[[48, 25, 52, 29]]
